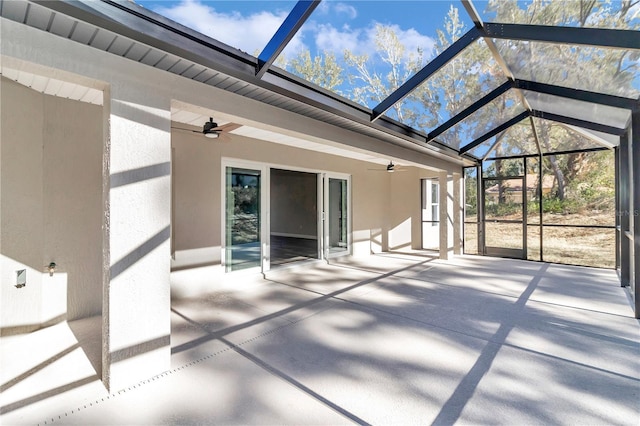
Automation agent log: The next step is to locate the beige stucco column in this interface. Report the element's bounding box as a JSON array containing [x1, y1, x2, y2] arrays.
[[453, 172, 463, 255], [102, 83, 172, 391], [439, 171, 455, 260]]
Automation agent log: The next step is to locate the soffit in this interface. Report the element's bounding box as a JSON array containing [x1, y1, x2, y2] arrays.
[[0, 63, 419, 168], [1, 67, 104, 105]]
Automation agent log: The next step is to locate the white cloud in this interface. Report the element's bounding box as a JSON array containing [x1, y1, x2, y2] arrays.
[[333, 3, 358, 20], [153, 0, 302, 55], [315, 24, 368, 55], [150, 1, 434, 66], [313, 22, 434, 63], [315, 1, 357, 19], [390, 25, 437, 62]]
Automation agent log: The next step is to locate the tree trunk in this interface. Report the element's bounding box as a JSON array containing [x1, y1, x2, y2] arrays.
[[538, 123, 566, 200], [547, 155, 566, 200], [496, 159, 506, 203]]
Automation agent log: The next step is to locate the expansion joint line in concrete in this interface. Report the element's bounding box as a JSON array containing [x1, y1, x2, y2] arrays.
[[35, 317, 304, 426]]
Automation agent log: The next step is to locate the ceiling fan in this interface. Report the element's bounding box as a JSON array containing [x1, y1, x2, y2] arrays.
[[368, 161, 407, 173], [172, 117, 242, 140]]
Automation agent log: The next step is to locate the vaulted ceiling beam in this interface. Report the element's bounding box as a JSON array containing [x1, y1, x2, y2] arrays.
[[427, 80, 513, 141], [460, 111, 529, 154], [531, 110, 627, 135], [514, 79, 637, 110], [484, 22, 640, 50]]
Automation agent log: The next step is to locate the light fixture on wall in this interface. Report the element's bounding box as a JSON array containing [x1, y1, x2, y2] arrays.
[[202, 117, 221, 139]]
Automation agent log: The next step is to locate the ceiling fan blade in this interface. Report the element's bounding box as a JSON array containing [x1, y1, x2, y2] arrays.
[[171, 126, 201, 134], [213, 122, 242, 132]]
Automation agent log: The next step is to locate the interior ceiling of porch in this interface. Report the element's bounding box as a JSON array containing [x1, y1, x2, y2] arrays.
[[1, 0, 638, 164], [0, 64, 404, 168], [167, 100, 415, 167]]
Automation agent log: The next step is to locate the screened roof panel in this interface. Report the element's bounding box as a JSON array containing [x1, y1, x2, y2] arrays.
[[467, 139, 498, 159], [137, 1, 295, 56], [568, 126, 620, 147], [494, 39, 640, 98], [389, 38, 508, 132], [129, 0, 632, 160], [532, 117, 610, 153], [485, 119, 539, 159], [523, 90, 631, 129], [274, 1, 474, 109], [478, 0, 640, 31], [437, 89, 526, 150]]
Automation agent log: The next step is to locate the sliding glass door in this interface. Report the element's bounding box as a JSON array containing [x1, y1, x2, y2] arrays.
[[222, 163, 350, 271], [324, 174, 350, 258], [225, 166, 262, 272]]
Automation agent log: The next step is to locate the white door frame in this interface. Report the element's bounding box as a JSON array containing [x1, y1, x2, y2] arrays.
[[221, 158, 351, 272], [323, 172, 352, 260], [221, 158, 270, 274]]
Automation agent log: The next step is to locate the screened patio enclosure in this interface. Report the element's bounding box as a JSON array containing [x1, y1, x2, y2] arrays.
[[10, 0, 638, 318], [249, 0, 636, 315]]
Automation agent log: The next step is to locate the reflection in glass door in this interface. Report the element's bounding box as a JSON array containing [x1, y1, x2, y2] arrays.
[[325, 176, 349, 257], [225, 167, 261, 272]]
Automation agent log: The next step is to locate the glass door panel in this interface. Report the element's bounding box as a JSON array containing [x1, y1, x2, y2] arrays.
[[225, 167, 261, 272], [326, 177, 349, 257]]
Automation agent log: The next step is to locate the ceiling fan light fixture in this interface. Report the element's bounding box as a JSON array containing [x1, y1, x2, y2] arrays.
[[202, 117, 219, 138]]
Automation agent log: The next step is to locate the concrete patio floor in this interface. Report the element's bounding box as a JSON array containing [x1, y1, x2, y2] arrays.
[[1, 253, 639, 425]]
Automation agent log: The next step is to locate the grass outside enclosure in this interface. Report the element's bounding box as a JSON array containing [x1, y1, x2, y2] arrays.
[[542, 226, 615, 269], [527, 225, 540, 261], [464, 223, 478, 254], [464, 217, 614, 268], [485, 222, 523, 249], [477, 212, 615, 269]]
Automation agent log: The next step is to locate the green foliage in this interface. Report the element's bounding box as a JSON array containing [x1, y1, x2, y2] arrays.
[[288, 50, 344, 93], [527, 200, 540, 215], [542, 150, 615, 214], [343, 23, 426, 123], [485, 201, 521, 217], [542, 196, 580, 214]]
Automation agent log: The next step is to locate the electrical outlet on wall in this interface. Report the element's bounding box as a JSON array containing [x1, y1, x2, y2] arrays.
[[16, 269, 26, 288]]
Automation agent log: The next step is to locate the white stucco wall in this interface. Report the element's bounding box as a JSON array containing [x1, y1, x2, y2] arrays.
[[105, 83, 172, 390], [1, 77, 103, 334], [1, 77, 45, 334], [43, 93, 104, 321]]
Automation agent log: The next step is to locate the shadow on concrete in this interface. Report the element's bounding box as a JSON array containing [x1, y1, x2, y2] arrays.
[[0, 343, 81, 394], [431, 263, 549, 425]]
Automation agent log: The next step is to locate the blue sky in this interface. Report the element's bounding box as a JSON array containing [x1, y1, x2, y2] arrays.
[[134, 0, 476, 59]]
